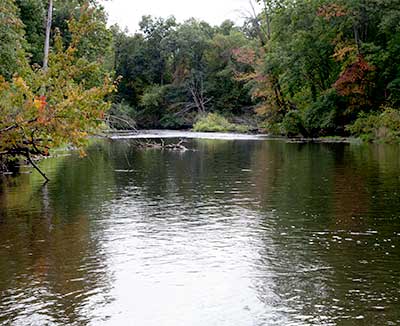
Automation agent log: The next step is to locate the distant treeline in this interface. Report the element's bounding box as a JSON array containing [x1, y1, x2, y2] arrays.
[[2, 0, 400, 140]]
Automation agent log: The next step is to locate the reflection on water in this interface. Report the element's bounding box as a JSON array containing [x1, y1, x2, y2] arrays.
[[0, 138, 400, 325]]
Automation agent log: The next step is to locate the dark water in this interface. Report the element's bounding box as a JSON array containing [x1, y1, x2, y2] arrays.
[[1, 136, 400, 325]]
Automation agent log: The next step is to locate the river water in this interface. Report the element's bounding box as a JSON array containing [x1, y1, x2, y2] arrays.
[[0, 133, 399, 325]]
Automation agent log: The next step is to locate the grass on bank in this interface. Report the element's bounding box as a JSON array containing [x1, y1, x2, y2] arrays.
[[193, 113, 250, 133]]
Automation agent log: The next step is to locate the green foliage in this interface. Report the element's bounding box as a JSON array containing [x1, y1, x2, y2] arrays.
[[0, 0, 28, 80], [205, 30, 253, 113], [303, 90, 341, 137], [140, 85, 166, 111], [347, 108, 400, 142], [108, 101, 137, 129], [193, 113, 249, 133], [15, 0, 46, 64], [159, 113, 186, 129], [346, 111, 380, 141], [258, 121, 283, 136], [281, 111, 304, 137]]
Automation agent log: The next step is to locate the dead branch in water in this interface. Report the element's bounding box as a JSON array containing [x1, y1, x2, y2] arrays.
[[25, 151, 49, 182], [137, 139, 189, 151], [105, 114, 137, 131]]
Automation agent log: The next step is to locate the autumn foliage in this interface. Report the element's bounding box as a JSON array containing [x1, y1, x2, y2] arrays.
[[317, 4, 348, 20], [334, 55, 375, 97], [0, 6, 115, 165]]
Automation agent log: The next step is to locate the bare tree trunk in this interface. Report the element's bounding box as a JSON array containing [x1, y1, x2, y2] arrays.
[[262, 0, 271, 40], [189, 87, 203, 113], [353, 24, 361, 55], [248, 0, 267, 46], [189, 76, 208, 113], [43, 0, 53, 70]]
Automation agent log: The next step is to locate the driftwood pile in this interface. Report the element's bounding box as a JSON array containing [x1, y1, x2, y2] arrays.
[[136, 139, 189, 151]]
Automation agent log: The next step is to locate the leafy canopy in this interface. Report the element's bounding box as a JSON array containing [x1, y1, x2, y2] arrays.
[[0, 4, 115, 162]]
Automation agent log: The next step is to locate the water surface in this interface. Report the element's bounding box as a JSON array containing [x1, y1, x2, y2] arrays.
[[1, 135, 399, 325]]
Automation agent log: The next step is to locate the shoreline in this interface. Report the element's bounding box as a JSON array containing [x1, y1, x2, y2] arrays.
[[105, 129, 359, 144]]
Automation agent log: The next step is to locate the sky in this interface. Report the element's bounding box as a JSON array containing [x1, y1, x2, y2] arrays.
[[101, 0, 261, 33]]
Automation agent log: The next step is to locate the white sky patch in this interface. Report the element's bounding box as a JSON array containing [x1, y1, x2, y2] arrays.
[[100, 0, 261, 33]]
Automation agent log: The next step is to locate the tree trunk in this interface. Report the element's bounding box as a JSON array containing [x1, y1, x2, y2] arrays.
[[353, 25, 361, 55], [263, 0, 271, 40], [43, 0, 53, 70]]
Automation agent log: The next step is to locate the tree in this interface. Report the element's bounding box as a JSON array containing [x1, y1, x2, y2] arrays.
[[204, 27, 252, 113], [0, 4, 115, 180], [15, 0, 46, 65], [139, 15, 177, 85]]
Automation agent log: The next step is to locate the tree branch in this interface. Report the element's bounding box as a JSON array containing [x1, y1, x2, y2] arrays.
[[0, 118, 38, 134], [25, 150, 49, 182]]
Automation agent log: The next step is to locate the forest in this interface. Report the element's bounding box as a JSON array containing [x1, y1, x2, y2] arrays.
[[1, 0, 400, 171]]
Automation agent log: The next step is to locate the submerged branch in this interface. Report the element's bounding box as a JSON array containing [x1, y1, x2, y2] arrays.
[[25, 150, 49, 182]]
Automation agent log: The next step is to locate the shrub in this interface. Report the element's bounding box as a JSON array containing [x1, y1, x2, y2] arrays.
[[281, 111, 304, 137], [193, 113, 250, 133], [159, 113, 186, 129], [346, 107, 400, 142], [258, 121, 283, 135], [108, 101, 137, 129], [140, 85, 166, 112], [303, 90, 339, 137]]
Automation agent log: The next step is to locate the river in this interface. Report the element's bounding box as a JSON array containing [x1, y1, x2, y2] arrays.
[[0, 132, 399, 325]]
